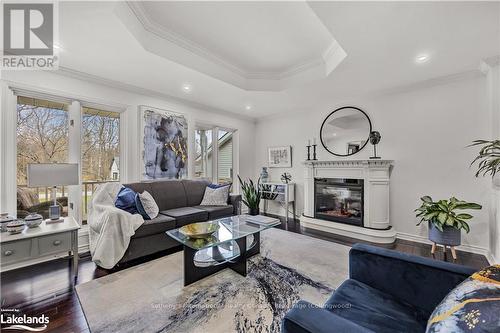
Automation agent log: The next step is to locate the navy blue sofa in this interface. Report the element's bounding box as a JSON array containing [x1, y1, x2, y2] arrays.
[[282, 243, 476, 333]]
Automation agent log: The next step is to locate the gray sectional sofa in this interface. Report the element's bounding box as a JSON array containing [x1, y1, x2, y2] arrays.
[[118, 179, 241, 265]]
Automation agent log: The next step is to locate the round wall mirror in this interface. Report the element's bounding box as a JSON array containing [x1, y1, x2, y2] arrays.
[[320, 106, 372, 157]]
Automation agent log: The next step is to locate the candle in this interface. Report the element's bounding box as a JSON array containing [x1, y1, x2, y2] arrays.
[[308, 139, 311, 146], [313, 137, 316, 145]]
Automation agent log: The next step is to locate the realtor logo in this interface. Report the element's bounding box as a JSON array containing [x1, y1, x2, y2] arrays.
[[3, 3, 53, 55], [1, 2, 58, 69]]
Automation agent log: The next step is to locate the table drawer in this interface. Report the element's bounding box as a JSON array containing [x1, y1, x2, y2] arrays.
[[1, 240, 32, 264], [38, 233, 71, 255]]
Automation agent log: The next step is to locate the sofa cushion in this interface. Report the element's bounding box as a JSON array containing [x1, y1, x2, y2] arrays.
[[124, 182, 153, 196], [135, 190, 159, 220], [193, 205, 233, 220], [200, 185, 231, 206], [149, 180, 187, 211], [324, 279, 427, 333], [182, 180, 209, 206], [160, 207, 209, 227], [132, 214, 176, 239]]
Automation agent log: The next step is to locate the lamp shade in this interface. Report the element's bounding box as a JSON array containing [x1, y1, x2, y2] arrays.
[[27, 163, 79, 187]]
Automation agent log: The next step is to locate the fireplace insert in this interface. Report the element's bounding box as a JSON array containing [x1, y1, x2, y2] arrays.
[[314, 178, 364, 227]]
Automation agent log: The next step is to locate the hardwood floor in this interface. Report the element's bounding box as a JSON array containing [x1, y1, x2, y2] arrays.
[[0, 219, 490, 332]]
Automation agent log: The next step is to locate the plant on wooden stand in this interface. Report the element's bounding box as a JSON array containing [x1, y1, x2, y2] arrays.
[[238, 175, 261, 216], [415, 196, 482, 259]]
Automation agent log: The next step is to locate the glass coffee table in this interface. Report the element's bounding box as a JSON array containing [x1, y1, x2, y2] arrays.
[[167, 215, 280, 286]]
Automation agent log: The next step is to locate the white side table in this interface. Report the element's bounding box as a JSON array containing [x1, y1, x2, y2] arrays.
[[0, 216, 80, 284], [261, 182, 295, 229]]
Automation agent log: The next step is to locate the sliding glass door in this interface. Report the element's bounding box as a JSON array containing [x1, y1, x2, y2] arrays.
[[16, 97, 70, 219], [16, 96, 122, 224], [81, 107, 120, 222]]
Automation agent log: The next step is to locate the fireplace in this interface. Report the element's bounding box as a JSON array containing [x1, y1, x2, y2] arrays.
[[314, 178, 364, 227]]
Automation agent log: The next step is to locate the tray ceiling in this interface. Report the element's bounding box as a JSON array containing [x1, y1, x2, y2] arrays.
[[119, 1, 346, 91]]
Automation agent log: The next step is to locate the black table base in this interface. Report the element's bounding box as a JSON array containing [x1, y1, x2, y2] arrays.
[[183, 232, 260, 286]]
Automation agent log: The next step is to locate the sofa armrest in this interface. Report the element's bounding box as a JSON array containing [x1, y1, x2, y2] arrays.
[[349, 243, 476, 314], [228, 194, 242, 215], [282, 300, 375, 333]]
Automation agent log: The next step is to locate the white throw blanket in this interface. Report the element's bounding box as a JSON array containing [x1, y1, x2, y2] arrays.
[[88, 182, 144, 269]]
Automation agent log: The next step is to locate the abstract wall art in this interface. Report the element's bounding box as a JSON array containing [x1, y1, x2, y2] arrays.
[[140, 106, 188, 180]]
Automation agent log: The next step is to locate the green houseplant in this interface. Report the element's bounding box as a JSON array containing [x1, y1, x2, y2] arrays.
[[238, 175, 261, 216], [415, 196, 482, 246], [469, 139, 500, 178]]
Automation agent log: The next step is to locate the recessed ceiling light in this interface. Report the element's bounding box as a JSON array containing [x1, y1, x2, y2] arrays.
[[415, 54, 430, 63], [182, 84, 192, 93], [245, 105, 252, 111]]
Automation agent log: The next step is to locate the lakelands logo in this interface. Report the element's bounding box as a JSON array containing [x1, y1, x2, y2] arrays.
[[1, 310, 49, 331], [2, 2, 59, 70]]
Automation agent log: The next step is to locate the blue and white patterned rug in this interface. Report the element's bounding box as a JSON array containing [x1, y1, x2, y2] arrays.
[[76, 228, 350, 333]]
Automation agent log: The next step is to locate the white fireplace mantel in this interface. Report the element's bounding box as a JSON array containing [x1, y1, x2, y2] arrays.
[[303, 159, 396, 243]]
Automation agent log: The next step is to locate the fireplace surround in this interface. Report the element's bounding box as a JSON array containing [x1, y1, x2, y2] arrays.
[[303, 160, 395, 243]]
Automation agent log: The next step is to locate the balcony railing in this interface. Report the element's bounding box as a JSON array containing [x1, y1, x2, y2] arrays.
[[83, 180, 119, 222], [18, 180, 119, 223]]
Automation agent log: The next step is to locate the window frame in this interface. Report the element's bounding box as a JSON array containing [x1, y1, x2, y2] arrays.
[[3, 85, 127, 230], [194, 122, 237, 185]]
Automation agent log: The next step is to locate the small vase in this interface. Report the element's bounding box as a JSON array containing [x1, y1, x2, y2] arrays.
[[248, 207, 260, 216], [260, 167, 269, 183], [428, 222, 461, 246]]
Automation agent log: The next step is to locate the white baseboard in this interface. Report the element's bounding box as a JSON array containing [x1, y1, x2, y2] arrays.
[[396, 232, 495, 264]]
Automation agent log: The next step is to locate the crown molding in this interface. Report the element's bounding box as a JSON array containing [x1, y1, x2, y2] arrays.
[[126, 1, 246, 78], [122, 1, 346, 91], [479, 55, 500, 74], [54, 66, 256, 123], [256, 67, 485, 123], [369, 69, 483, 98]]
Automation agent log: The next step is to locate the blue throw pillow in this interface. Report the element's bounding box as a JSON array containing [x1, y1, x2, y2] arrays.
[[115, 186, 138, 214]]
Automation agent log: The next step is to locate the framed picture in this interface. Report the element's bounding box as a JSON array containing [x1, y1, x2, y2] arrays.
[[347, 141, 363, 155], [139, 106, 188, 180], [268, 146, 292, 168]]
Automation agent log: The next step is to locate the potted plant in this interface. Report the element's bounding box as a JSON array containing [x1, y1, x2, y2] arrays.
[[470, 139, 500, 181], [415, 196, 482, 246], [238, 176, 261, 216]]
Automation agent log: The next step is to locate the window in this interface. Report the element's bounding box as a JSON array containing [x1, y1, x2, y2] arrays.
[[217, 130, 233, 185], [194, 125, 234, 185], [194, 128, 213, 180], [82, 107, 120, 222], [16, 96, 70, 219]]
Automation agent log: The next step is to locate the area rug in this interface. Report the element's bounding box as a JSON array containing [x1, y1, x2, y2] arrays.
[[76, 228, 350, 333]]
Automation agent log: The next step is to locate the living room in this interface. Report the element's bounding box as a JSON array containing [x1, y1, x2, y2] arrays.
[[0, 1, 499, 333]]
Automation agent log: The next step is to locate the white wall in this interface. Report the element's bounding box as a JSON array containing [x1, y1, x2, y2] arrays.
[[483, 60, 500, 263], [0, 70, 256, 215], [255, 73, 492, 251]]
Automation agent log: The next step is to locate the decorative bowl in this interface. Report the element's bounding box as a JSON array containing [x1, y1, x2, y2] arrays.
[[179, 221, 220, 239], [6, 220, 26, 234], [0, 213, 15, 232], [24, 213, 43, 228]]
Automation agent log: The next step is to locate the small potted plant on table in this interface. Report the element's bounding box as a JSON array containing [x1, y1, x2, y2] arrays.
[[238, 176, 261, 216], [415, 196, 482, 260]]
